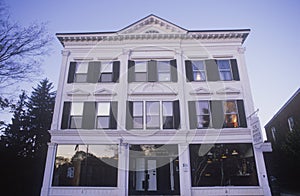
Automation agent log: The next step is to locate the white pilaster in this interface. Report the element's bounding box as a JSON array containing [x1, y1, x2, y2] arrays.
[[179, 143, 192, 196]]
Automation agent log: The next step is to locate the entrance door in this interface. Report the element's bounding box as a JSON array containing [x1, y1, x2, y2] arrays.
[[147, 160, 157, 191], [135, 158, 157, 191]]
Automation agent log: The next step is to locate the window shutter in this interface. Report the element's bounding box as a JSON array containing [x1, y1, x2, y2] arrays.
[[172, 100, 180, 129], [185, 60, 193, 82], [61, 102, 71, 129], [112, 61, 120, 82], [206, 60, 220, 81], [128, 60, 135, 82], [210, 100, 224, 129], [126, 101, 133, 130], [148, 60, 157, 82], [87, 61, 101, 83], [67, 62, 76, 83], [109, 101, 118, 129], [237, 100, 247, 128], [188, 101, 197, 129], [170, 59, 178, 82], [231, 59, 240, 81], [82, 102, 96, 129]]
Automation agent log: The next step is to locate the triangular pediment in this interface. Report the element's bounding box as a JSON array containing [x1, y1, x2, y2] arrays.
[[216, 87, 240, 95], [130, 83, 177, 96], [94, 88, 117, 96], [66, 89, 90, 96], [119, 14, 187, 35]]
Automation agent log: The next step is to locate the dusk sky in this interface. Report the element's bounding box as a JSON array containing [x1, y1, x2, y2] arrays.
[[4, 0, 300, 138]]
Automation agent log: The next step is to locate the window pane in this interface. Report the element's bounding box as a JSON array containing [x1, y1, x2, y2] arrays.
[[197, 115, 210, 128], [224, 114, 238, 128], [196, 101, 209, 115], [99, 73, 112, 82], [146, 115, 160, 129], [146, 102, 159, 115], [97, 102, 110, 115], [76, 62, 89, 73], [71, 103, 84, 115], [135, 73, 147, 82], [220, 71, 232, 81], [189, 143, 258, 187], [192, 61, 204, 71], [163, 116, 174, 129], [162, 102, 173, 116], [75, 74, 87, 83], [158, 73, 170, 81], [157, 61, 170, 72], [224, 101, 237, 113], [133, 117, 143, 129], [70, 116, 82, 128], [135, 61, 147, 72], [97, 116, 110, 129], [218, 60, 230, 69], [133, 102, 143, 116], [101, 62, 113, 72], [193, 71, 206, 81]]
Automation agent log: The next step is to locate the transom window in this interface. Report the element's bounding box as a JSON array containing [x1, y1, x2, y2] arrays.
[[74, 62, 88, 82], [192, 61, 206, 81], [217, 60, 233, 81], [70, 102, 84, 129]]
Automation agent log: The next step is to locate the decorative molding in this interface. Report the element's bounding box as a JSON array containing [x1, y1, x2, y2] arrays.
[[94, 88, 117, 96], [216, 87, 241, 95], [73, 57, 94, 61], [212, 55, 234, 59], [130, 83, 177, 96], [61, 50, 70, 56], [238, 47, 246, 54], [190, 87, 213, 95], [66, 89, 90, 96]]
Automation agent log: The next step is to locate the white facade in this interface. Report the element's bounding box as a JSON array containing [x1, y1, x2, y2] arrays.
[[41, 15, 271, 196]]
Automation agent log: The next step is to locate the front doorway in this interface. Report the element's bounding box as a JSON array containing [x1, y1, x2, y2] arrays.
[[128, 144, 180, 195]]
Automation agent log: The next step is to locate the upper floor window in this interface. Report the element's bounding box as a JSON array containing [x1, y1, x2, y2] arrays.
[[128, 59, 177, 82], [288, 117, 294, 131], [61, 101, 118, 129], [271, 127, 276, 141], [188, 100, 247, 129], [126, 100, 180, 130], [185, 59, 240, 82], [67, 61, 120, 83]]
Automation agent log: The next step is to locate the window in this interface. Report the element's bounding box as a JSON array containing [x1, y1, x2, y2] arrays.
[[223, 101, 239, 128], [185, 59, 240, 82], [128, 59, 177, 82], [288, 117, 294, 131], [217, 60, 232, 81], [74, 62, 88, 83], [70, 102, 84, 129], [188, 100, 247, 129], [52, 144, 118, 187], [99, 62, 113, 82], [126, 100, 180, 130], [189, 143, 258, 187], [97, 102, 111, 129], [61, 101, 118, 129], [67, 61, 120, 83], [271, 127, 276, 141]]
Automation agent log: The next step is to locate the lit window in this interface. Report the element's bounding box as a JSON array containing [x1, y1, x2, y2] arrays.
[[74, 62, 88, 82], [217, 60, 232, 81], [99, 62, 113, 82], [288, 117, 294, 131], [97, 102, 111, 129], [196, 101, 210, 128], [192, 61, 206, 81], [223, 101, 239, 128], [70, 102, 84, 128]]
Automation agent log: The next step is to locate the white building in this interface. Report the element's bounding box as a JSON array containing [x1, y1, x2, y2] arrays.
[[41, 15, 271, 196]]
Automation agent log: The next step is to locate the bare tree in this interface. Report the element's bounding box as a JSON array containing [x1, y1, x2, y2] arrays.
[[0, 1, 52, 94]]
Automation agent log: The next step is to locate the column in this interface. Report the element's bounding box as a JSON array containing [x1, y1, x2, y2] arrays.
[[178, 143, 192, 196]]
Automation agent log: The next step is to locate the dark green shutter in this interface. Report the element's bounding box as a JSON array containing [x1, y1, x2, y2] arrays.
[[185, 60, 193, 82], [112, 61, 120, 82], [87, 61, 101, 83], [210, 100, 224, 129], [61, 102, 71, 129], [206, 60, 220, 81], [82, 102, 96, 129], [128, 60, 135, 82], [126, 101, 133, 130], [67, 62, 76, 83], [148, 60, 157, 82], [109, 101, 118, 129], [173, 100, 180, 129], [170, 59, 178, 82], [188, 101, 197, 129], [237, 100, 247, 128], [231, 59, 240, 81]]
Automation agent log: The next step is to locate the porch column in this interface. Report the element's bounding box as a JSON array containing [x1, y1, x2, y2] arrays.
[[178, 143, 192, 196], [41, 143, 56, 196]]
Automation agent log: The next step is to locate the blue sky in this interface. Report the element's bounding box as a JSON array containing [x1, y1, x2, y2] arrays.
[[4, 0, 300, 136]]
